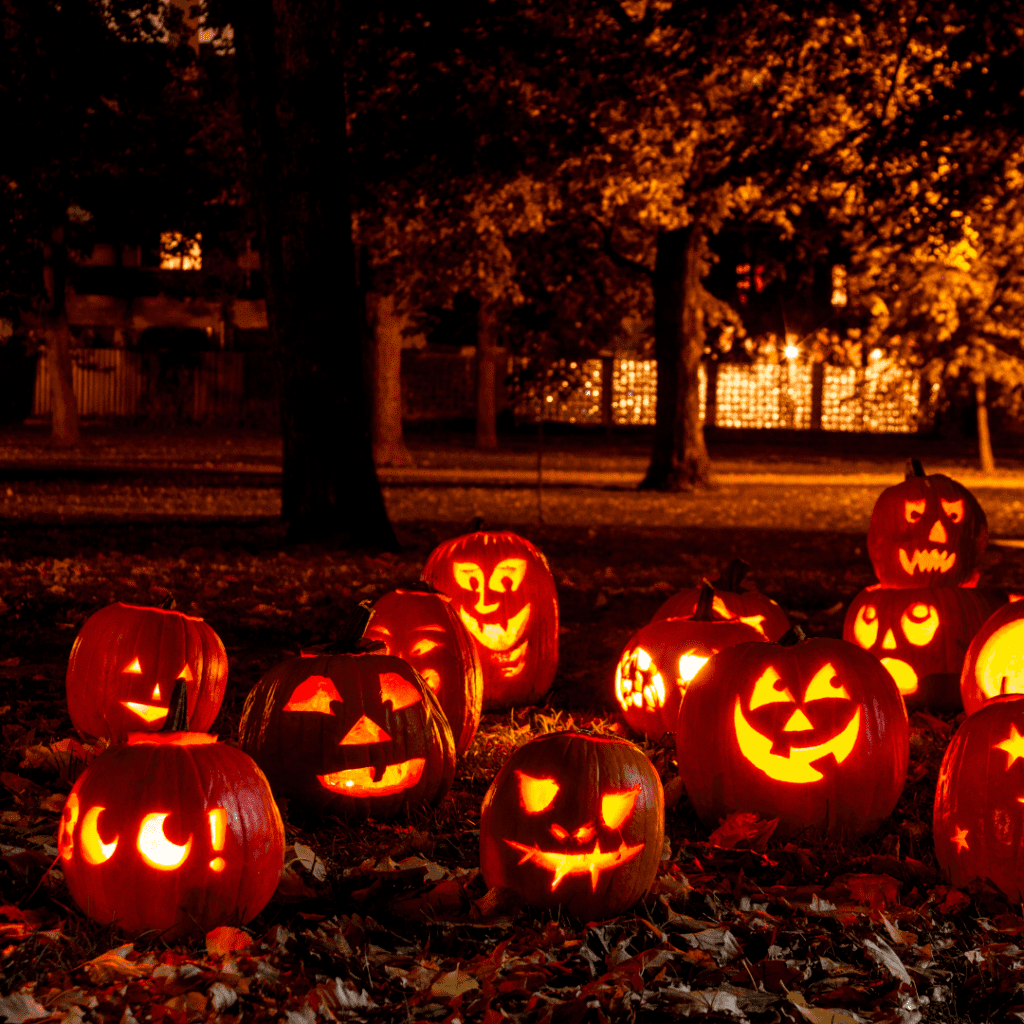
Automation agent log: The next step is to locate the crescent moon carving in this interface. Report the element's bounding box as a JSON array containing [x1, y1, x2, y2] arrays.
[[80, 805, 119, 865], [137, 812, 193, 870]]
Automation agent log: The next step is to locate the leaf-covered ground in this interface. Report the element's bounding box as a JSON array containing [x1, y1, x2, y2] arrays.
[[3, 428, 1024, 1024]]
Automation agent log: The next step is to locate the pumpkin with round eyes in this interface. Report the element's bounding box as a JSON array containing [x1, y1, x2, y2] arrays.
[[57, 683, 284, 938], [66, 601, 228, 741], [844, 585, 1003, 712], [616, 584, 767, 740], [480, 732, 663, 920], [421, 529, 558, 709], [867, 458, 987, 589], [676, 630, 908, 839], [365, 586, 483, 755], [960, 599, 1024, 716], [651, 559, 790, 641], [934, 694, 1024, 899]]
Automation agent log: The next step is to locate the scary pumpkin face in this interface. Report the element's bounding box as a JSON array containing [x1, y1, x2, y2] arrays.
[[844, 585, 1003, 712], [867, 459, 987, 588], [934, 694, 1024, 899], [480, 732, 664, 921], [238, 652, 455, 819], [57, 730, 284, 938], [366, 588, 484, 755], [421, 531, 558, 709], [676, 635, 908, 839], [66, 602, 228, 740], [961, 600, 1024, 716]]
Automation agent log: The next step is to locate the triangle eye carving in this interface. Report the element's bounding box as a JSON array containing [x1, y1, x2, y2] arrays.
[[284, 677, 344, 715]]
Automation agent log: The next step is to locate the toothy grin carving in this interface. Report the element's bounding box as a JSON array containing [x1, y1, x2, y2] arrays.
[[459, 605, 531, 678], [121, 702, 169, 724], [503, 838, 644, 890], [898, 549, 956, 575]]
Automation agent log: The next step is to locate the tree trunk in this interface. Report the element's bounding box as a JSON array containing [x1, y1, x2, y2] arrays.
[[44, 228, 79, 448], [974, 372, 995, 473], [640, 225, 710, 490], [368, 293, 413, 468], [476, 301, 499, 450], [230, 0, 396, 547]]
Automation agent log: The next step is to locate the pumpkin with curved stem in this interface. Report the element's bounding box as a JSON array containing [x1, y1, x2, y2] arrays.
[[676, 629, 908, 839], [66, 601, 228, 740], [421, 529, 558, 708], [934, 694, 1024, 899], [366, 585, 483, 755], [844, 585, 1004, 712], [480, 732, 663, 921], [651, 559, 790, 640], [867, 458, 987, 589], [616, 584, 767, 740], [961, 600, 1024, 716], [57, 682, 284, 938]]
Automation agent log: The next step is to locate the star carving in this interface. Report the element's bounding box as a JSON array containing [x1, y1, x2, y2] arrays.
[[951, 826, 969, 853], [995, 724, 1024, 768]]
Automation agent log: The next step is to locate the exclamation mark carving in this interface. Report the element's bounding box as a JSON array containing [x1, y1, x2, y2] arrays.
[[208, 808, 227, 872]]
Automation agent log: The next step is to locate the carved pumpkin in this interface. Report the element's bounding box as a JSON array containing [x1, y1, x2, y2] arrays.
[[867, 458, 987, 588], [844, 585, 1003, 712], [66, 601, 228, 741], [616, 584, 767, 740], [57, 683, 284, 938], [480, 732, 663, 921], [676, 630, 908, 839], [934, 694, 1024, 899], [421, 530, 558, 708], [961, 599, 1024, 716], [651, 559, 790, 641], [365, 586, 483, 755]]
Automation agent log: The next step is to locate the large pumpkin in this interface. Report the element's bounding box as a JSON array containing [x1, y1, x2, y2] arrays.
[[867, 458, 987, 588], [366, 586, 483, 755], [66, 602, 228, 740], [57, 685, 284, 938], [616, 584, 767, 740], [421, 530, 558, 708], [677, 630, 908, 839], [934, 694, 1024, 899], [961, 599, 1024, 716], [844, 584, 1004, 712], [480, 732, 663, 921], [651, 559, 790, 641]]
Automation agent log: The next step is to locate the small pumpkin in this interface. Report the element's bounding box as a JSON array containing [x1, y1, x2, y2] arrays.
[[57, 682, 284, 938], [677, 628, 908, 839], [421, 529, 558, 708], [480, 731, 663, 921], [961, 599, 1024, 716], [616, 584, 767, 740], [66, 601, 228, 741], [867, 458, 987, 588]]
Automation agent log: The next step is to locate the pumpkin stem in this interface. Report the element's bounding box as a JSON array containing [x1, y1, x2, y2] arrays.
[[715, 558, 749, 593], [406, 580, 442, 595], [161, 679, 190, 733], [906, 457, 926, 479], [304, 601, 387, 656], [691, 583, 717, 621], [777, 624, 807, 647], [469, 516, 486, 532], [159, 593, 176, 610]]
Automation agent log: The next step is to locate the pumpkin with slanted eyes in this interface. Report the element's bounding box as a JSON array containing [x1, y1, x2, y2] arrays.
[[677, 630, 908, 839], [867, 458, 987, 589], [960, 599, 1024, 716], [480, 732, 663, 921], [421, 530, 558, 709]]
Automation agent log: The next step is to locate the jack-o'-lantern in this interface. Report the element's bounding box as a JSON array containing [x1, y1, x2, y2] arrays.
[[934, 694, 1024, 899], [366, 585, 483, 755], [616, 584, 767, 740], [651, 559, 790, 641], [867, 458, 987, 588], [421, 530, 558, 708], [57, 683, 284, 938], [961, 599, 1024, 716], [480, 732, 663, 921], [66, 601, 228, 741], [844, 585, 1003, 712], [676, 629, 908, 839], [239, 613, 455, 819]]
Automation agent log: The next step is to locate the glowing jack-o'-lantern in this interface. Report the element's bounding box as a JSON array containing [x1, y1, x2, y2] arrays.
[[961, 600, 1024, 716], [66, 601, 228, 740], [867, 458, 987, 589], [421, 530, 558, 708], [57, 683, 284, 938], [616, 585, 767, 740], [366, 586, 483, 755], [480, 732, 663, 921], [651, 559, 790, 641], [676, 630, 908, 838], [844, 584, 1003, 712], [934, 694, 1024, 899]]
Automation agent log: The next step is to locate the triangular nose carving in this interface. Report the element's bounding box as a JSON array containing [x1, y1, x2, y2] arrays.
[[929, 519, 947, 543], [783, 708, 814, 732], [882, 628, 897, 650], [340, 714, 390, 745]]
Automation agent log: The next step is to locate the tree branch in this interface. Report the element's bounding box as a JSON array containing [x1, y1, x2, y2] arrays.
[[597, 222, 654, 279]]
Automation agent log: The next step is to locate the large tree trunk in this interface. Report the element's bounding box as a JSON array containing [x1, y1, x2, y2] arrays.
[[44, 228, 79, 448], [640, 225, 710, 490], [476, 301, 499, 450], [974, 371, 995, 473], [368, 293, 413, 468], [230, 0, 396, 547]]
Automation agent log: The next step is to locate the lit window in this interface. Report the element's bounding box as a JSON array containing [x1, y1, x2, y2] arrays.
[[160, 232, 202, 271], [831, 265, 847, 307]]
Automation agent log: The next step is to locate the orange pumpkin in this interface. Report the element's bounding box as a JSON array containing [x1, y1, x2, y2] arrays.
[[961, 599, 1024, 716]]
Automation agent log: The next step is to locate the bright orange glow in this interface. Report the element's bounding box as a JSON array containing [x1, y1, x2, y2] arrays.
[[419, 668, 442, 692], [904, 499, 926, 524], [410, 639, 440, 656], [151, 683, 162, 700], [679, 652, 710, 683], [738, 614, 768, 637], [882, 628, 898, 650], [901, 604, 940, 646], [928, 519, 948, 544], [340, 714, 390, 745], [880, 658, 919, 695], [81, 806, 118, 865], [458, 604, 531, 652], [504, 838, 645, 891], [209, 857, 226, 872], [803, 663, 850, 702], [898, 548, 956, 575], [748, 666, 794, 709], [941, 499, 965, 523], [137, 813, 192, 869], [488, 558, 527, 593], [121, 701, 168, 724], [995, 724, 1024, 768], [783, 709, 814, 732], [853, 605, 879, 649], [952, 826, 969, 853], [601, 785, 640, 829], [58, 792, 80, 861], [284, 676, 343, 715], [975, 621, 1024, 699], [208, 808, 226, 850], [128, 732, 216, 746], [125, 658, 143, 674], [317, 758, 425, 797], [178, 665, 194, 683], [380, 673, 422, 710], [517, 771, 560, 813]]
